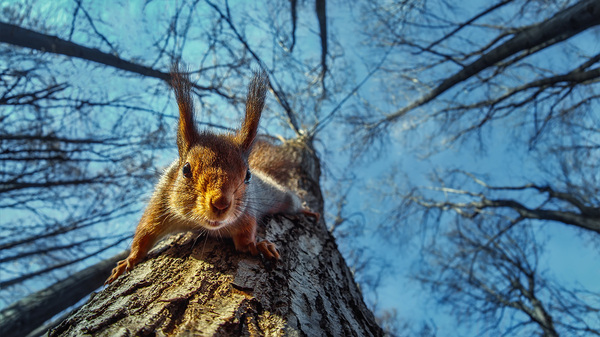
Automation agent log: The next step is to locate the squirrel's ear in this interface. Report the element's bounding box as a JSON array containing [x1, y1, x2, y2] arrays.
[[170, 64, 200, 158], [237, 70, 268, 153]]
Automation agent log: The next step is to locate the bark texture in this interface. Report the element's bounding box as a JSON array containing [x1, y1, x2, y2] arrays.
[[49, 138, 383, 336]]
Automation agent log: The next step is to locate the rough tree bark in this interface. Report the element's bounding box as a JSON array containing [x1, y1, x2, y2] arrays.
[[48, 138, 384, 337]]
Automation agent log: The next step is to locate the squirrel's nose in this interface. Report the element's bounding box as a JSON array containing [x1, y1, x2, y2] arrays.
[[211, 195, 231, 213]]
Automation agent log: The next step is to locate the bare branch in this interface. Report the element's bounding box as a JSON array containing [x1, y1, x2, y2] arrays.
[[204, 0, 301, 135], [0, 236, 129, 288], [0, 22, 232, 99], [368, 0, 600, 131]]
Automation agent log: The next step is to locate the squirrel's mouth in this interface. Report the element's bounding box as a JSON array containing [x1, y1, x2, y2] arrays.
[[205, 220, 223, 228], [203, 212, 240, 229], [203, 198, 246, 229]]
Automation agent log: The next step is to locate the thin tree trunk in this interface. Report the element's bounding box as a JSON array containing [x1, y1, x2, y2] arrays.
[[0, 251, 128, 337], [49, 139, 384, 336]]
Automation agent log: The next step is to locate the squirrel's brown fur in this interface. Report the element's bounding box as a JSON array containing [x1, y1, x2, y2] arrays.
[[106, 68, 318, 284]]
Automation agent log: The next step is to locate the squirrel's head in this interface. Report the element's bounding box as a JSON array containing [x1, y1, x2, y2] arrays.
[[168, 67, 268, 230]]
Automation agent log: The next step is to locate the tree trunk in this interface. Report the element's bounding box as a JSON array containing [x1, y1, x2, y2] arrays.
[[0, 252, 127, 337], [49, 138, 383, 337]]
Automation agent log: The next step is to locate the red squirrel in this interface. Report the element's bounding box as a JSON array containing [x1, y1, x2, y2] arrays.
[[106, 68, 319, 284]]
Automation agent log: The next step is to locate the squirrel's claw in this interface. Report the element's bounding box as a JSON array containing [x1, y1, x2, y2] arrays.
[[237, 239, 280, 260], [105, 257, 138, 285], [257, 240, 280, 260], [301, 209, 320, 223]]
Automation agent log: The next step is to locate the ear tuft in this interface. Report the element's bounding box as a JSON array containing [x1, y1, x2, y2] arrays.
[[237, 70, 268, 152], [170, 64, 200, 158]]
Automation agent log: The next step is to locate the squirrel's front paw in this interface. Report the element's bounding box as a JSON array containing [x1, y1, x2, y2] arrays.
[[236, 240, 280, 260], [105, 258, 138, 284], [257, 240, 280, 260], [301, 209, 320, 223]]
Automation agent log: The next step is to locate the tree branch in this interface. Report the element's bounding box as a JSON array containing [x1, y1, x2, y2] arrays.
[[0, 22, 169, 80], [204, 0, 302, 135], [478, 197, 600, 234], [370, 0, 600, 129], [0, 251, 129, 337], [0, 22, 230, 98]]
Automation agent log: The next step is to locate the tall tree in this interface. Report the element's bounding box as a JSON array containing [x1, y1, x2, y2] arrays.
[[0, 0, 387, 335], [49, 139, 383, 336], [356, 0, 600, 335]]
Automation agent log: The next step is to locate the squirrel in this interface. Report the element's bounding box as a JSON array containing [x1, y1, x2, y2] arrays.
[[106, 68, 319, 284]]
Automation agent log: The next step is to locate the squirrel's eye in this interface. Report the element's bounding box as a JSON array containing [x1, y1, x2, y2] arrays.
[[182, 162, 192, 178], [244, 169, 252, 184]]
